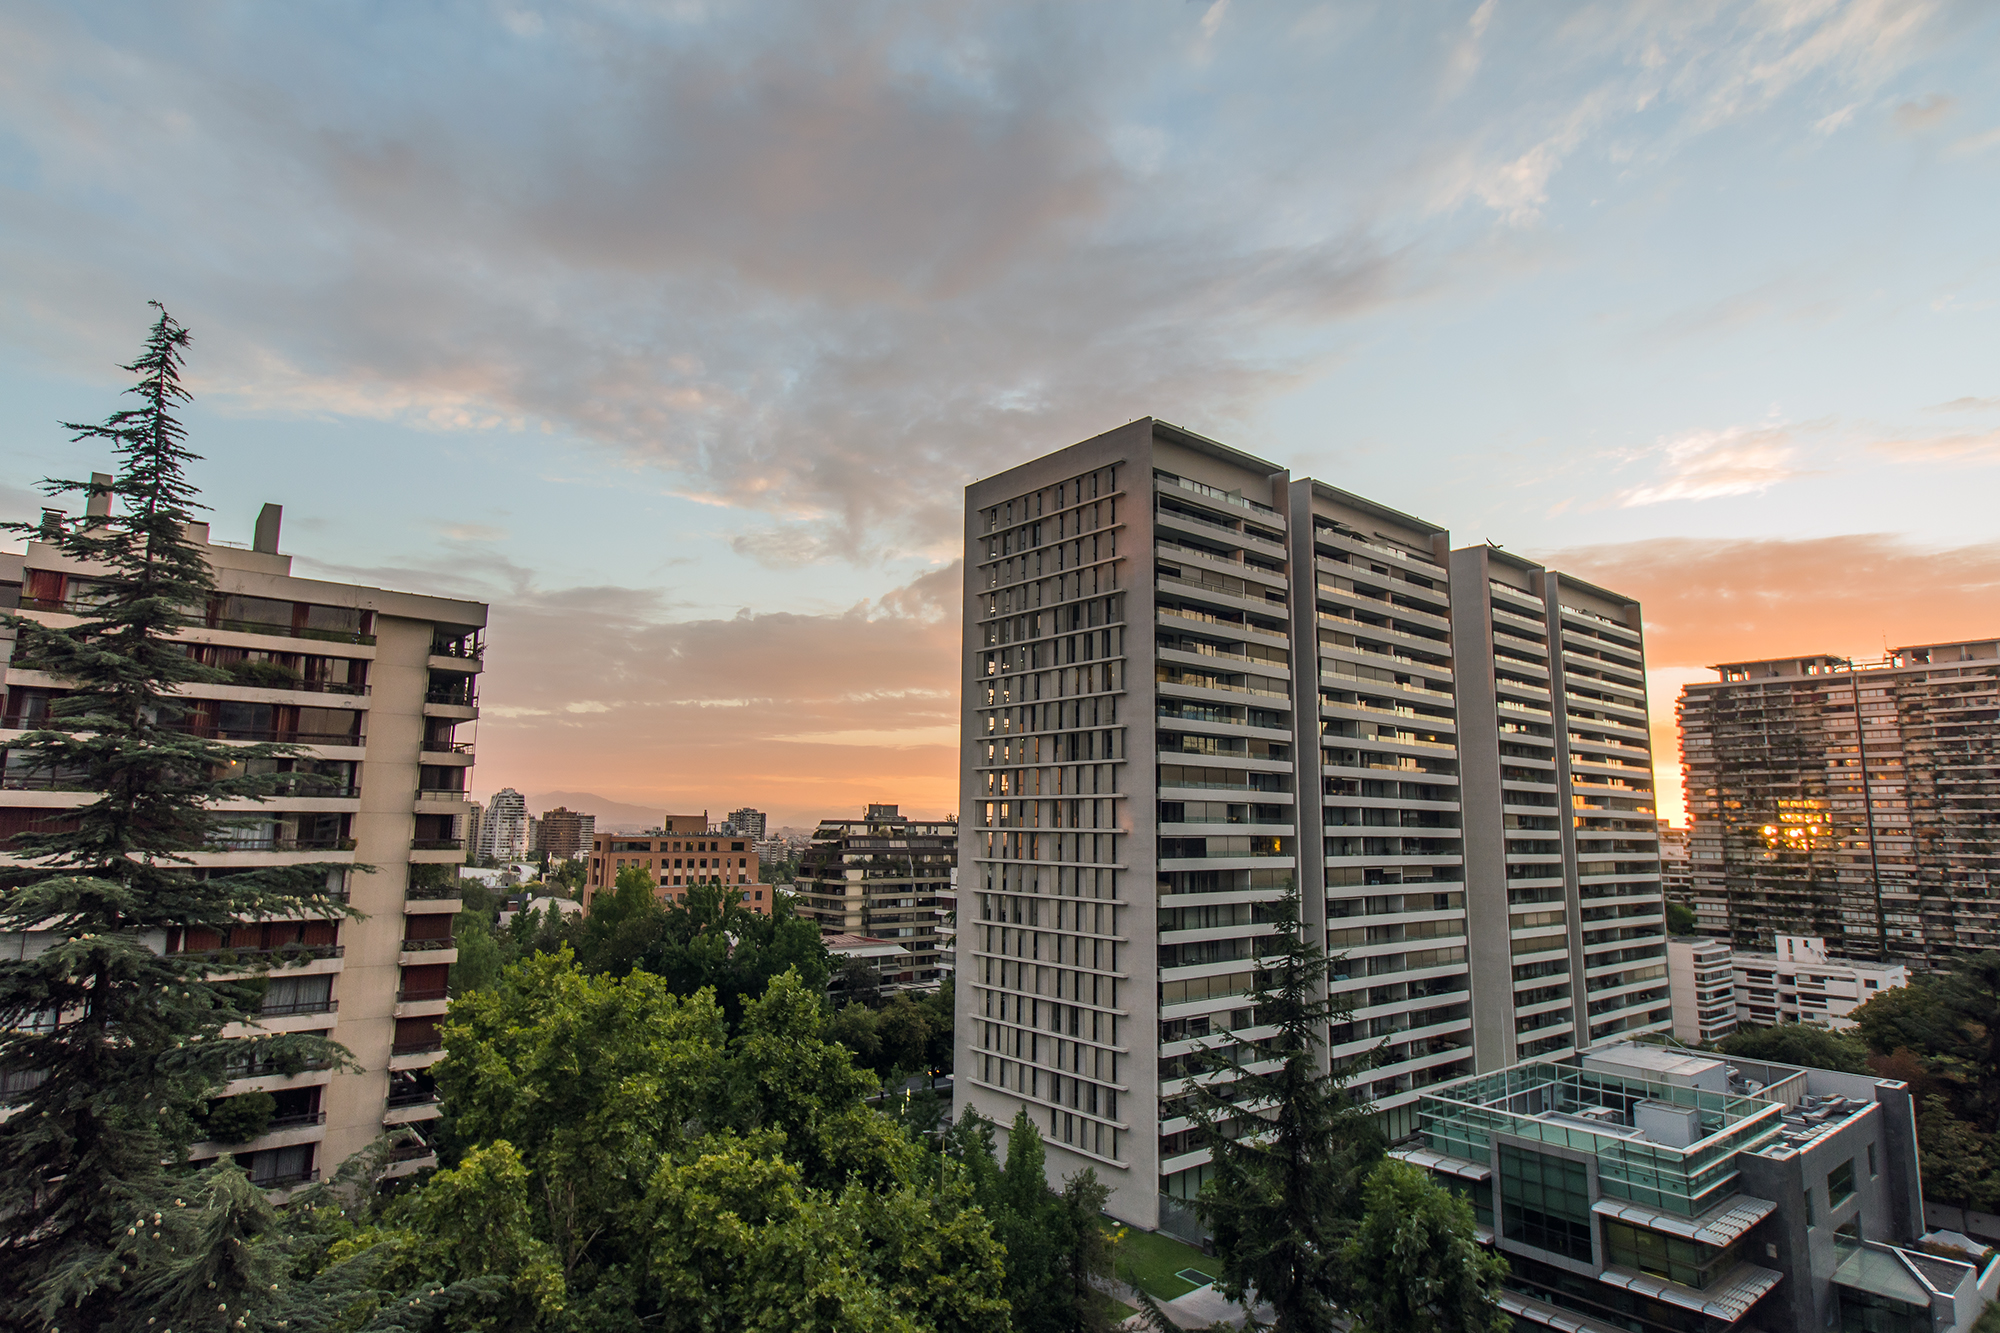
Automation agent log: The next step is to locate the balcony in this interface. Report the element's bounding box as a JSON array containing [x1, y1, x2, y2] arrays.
[[182, 942, 345, 964], [259, 998, 338, 1019], [397, 985, 449, 1002], [206, 837, 356, 853], [405, 878, 463, 901], [391, 1037, 444, 1056], [252, 1167, 320, 1190], [425, 685, 479, 707], [411, 838, 465, 851], [399, 937, 457, 953], [265, 1111, 328, 1131], [415, 787, 469, 802], [386, 1086, 439, 1109], [419, 738, 474, 754]]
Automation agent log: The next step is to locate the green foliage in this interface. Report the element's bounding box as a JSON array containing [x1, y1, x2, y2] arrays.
[[200, 1090, 277, 1145], [639, 880, 833, 1027], [1343, 1160, 1511, 1333], [424, 952, 1006, 1329], [823, 982, 956, 1082], [942, 1109, 1119, 1333], [1191, 887, 1383, 1332], [1665, 901, 1697, 935], [0, 306, 351, 1330], [1717, 1023, 1869, 1074], [1849, 958, 2000, 1207]]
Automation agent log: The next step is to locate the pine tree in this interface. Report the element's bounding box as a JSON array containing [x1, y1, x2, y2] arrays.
[[0, 305, 350, 1329], [1190, 886, 1384, 1332]]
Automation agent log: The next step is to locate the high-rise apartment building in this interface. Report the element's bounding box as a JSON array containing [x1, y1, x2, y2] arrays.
[[534, 806, 595, 859], [796, 805, 955, 988], [0, 493, 484, 1189], [727, 807, 768, 839], [1679, 642, 2000, 964], [466, 801, 484, 864], [955, 419, 1667, 1230], [476, 787, 527, 862], [1451, 546, 1668, 1068]]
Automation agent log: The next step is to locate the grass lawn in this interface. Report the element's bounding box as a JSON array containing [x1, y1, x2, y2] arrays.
[[1103, 1220, 1223, 1301]]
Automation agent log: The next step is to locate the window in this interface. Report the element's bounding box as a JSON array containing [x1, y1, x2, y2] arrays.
[[1499, 1144, 1594, 1262], [1602, 1220, 1745, 1290], [1804, 1187, 1815, 1228], [1828, 1159, 1856, 1208], [1868, 1143, 1878, 1178]]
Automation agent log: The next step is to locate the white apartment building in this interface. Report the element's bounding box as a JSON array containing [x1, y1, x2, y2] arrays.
[[477, 786, 526, 861], [1450, 547, 1669, 1071], [1666, 936, 1739, 1045], [1733, 936, 1908, 1033], [0, 490, 483, 1189], [955, 420, 1668, 1232]]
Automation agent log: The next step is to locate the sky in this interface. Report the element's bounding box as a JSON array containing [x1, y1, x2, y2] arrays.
[[2, 0, 1998, 828]]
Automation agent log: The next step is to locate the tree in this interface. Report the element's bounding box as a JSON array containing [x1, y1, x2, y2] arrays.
[[576, 862, 667, 975], [1191, 887, 1383, 1332], [434, 951, 1005, 1330], [0, 305, 348, 1330], [941, 1109, 1117, 1333], [1665, 901, 1697, 935], [1717, 1023, 1869, 1074], [1343, 1159, 1511, 1333], [638, 880, 831, 1027]]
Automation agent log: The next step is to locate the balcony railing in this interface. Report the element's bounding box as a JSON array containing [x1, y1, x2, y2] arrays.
[[180, 943, 345, 963], [419, 739, 473, 754], [205, 837, 356, 853], [399, 938, 457, 952], [386, 1137, 436, 1162], [415, 788, 469, 801], [430, 632, 483, 660], [259, 998, 338, 1018], [172, 724, 365, 747], [265, 1111, 327, 1130], [405, 879, 462, 900], [410, 838, 464, 851], [385, 1087, 438, 1108], [398, 985, 449, 1002], [424, 687, 478, 707], [391, 1037, 443, 1056]]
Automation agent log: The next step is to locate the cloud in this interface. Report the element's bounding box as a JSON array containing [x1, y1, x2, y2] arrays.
[[1536, 532, 2000, 671], [292, 547, 967, 825], [1536, 530, 2000, 827], [1947, 126, 2000, 156], [1891, 92, 1955, 131], [1614, 424, 1807, 506], [1814, 101, 1860, 133], [1926, 396, 2000, 412], [1870, 426, 2000, 463]]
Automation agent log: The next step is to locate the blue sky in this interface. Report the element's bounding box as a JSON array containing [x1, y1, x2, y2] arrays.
[[2, 1, 1997, 825]]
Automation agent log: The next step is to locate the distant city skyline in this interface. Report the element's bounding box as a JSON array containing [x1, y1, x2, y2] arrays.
[[3, 3, 1997, 829]]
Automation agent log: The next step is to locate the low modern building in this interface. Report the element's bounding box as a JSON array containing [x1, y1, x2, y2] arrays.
[[1394, 1042, 1993, 1333], [584, 814, 771, 914], [0, 487, 484, 1189], [796, 804, 954, 989], [1667, 936, 1740, 1045], [1734, 937, 1909, 1033]]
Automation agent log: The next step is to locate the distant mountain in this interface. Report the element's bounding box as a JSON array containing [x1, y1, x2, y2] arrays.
[[523, 791, 665, 832]]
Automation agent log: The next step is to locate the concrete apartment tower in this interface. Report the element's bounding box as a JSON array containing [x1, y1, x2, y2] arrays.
[[0, 490, 484, 1187], [796, 804, 956, 989], [956, 420, 1669, 1232], [1450, 546, 1668, 1070], [477, 786, 527, 862], [1680, 641, 2000, 964]]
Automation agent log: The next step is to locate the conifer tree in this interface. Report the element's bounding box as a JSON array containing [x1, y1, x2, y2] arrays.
[[0, 305, 350, 1329], [1190, 886, 1384, 1332]]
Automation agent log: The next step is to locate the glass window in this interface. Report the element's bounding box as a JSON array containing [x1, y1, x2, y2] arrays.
[[1829, 1160, 1856, 1208], [1603, 1220, 1744, 1290], [1499, 1144, 1594, 1262]]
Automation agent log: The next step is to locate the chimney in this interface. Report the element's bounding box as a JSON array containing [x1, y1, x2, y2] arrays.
[[38, 509, 65, 538], [85, 472, 113, 521], [253, 503, 282, 555]]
